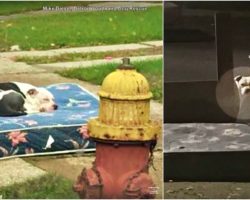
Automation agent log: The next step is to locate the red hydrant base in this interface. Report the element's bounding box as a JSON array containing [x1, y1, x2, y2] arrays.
[[74, 141, 156, 199]]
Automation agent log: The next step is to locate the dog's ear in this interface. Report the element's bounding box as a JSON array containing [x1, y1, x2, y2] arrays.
[[27, 88, 38, 96], [234, 75, 242, 89], [234, 75, 242, 83]]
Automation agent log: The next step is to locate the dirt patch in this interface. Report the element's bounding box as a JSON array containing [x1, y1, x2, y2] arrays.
[[24, 153, 95, 181]]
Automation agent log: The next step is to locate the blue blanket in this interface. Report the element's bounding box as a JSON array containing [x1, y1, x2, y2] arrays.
[[0, 83, 98, 159]]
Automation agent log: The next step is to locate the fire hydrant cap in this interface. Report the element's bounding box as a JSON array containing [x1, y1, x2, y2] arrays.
[[98, 58, 152, 100], [88, 57, 160, 141]]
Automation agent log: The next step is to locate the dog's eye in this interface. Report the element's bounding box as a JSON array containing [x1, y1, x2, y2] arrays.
[[43, 98, 49, 102]]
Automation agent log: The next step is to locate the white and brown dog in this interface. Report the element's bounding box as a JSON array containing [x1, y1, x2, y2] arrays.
[[234, 75, 250, 120], [235, 75, 250, 95], [0, 82, 57, 116]]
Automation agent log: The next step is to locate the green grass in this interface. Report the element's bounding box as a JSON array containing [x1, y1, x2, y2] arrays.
[[0, 174, 79, 199], [15, 47, 162, 65], [0, 2, 91, 15], [0, 6, 162, 51], [58, 59, 163, 102]]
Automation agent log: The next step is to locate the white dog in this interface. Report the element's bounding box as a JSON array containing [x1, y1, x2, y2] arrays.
[[234, 75, 250, 120], [0, 82, 57, 116], [234, 75, 250, 95]]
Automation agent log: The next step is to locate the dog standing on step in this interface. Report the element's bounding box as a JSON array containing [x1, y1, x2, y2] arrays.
[[234, 75, 250, 121]]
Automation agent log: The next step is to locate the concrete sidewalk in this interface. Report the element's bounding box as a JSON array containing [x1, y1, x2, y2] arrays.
[[35, 54, 162, 71], [0, 58, 45, 74], [0, 158, 46, 187], [0, 41, 162, 59]]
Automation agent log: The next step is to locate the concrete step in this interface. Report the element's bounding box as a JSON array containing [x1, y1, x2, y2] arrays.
[[164, 123, 250, 181], [165, 182, 250, 199]]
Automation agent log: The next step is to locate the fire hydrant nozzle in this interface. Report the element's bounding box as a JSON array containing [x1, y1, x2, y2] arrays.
[[74, 58, 161, 199], [118, 57, 134, 69]]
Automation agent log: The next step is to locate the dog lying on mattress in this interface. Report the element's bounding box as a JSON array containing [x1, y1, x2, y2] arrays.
[[0, 82, 58, 116]]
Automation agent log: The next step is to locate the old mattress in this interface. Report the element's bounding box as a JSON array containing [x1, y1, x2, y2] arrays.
[[0, 83, 98, 159]]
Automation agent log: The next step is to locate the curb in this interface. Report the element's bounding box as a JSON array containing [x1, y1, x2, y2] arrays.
[[35, 54, 163, 70], [0, 41, 163, 59]]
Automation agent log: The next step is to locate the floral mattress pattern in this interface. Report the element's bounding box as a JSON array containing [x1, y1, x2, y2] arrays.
[[0, 83, 99, 159]]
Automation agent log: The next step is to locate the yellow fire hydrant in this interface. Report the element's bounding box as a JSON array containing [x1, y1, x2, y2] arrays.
[[74, 58, 161, 199]]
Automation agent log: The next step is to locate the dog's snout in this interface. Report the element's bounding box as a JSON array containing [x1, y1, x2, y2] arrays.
[[53, 104, 58, 110]]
